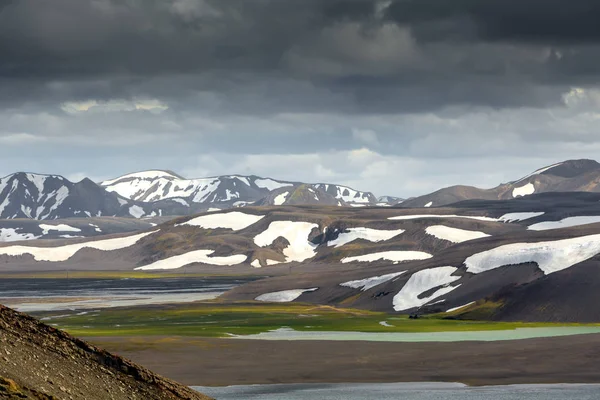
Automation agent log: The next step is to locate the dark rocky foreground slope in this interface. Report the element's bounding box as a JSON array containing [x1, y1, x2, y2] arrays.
[[0, 305, 211, 400]]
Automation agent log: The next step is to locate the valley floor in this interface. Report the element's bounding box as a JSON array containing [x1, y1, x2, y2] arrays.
[[91, 333, 600, 387]]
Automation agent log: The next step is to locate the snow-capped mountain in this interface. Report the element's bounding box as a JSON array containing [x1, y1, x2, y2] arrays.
[[100, 171, 379, 207], [0, 173, 125, 220], [0, 170, 384, 225], [400, 159, 600, 208], [0, 172, 177, 221]]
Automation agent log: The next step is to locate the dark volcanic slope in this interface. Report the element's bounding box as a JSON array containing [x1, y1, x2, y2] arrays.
[[402, 159, 600, 208], [0, 305, 210, 400]]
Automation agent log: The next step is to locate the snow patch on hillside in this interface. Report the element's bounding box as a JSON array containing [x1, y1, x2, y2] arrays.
[[425, 225, 490, 243], [341, 251, 432, 263], [255, 178, 293, 191], [0, 231, 157, 262], [393, 267, 461, 311], [512, 182, 535, 198], [390, 214, 498, 222], [182, 211, 264, 231], [0, 228, 39, 242], [129, 205, 145, 218], [274, 192, 289, 206], [328, 227, 405, 248], [39, 224, 81, 235], [254, 221, 318, 262], [135, 249, 247, 270], [446, 301, 476, 313], [528, 216, 600, 231], [170, 198, 190, 207], [424, 201, 433, 208], [341, 271, 406, 291], [464, 234, 600, 275], [500, 212, 545, 222], [255, 288, 318, 302]]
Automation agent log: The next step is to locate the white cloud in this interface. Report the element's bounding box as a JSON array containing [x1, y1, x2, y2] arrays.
[[61, 98, 169, 114]]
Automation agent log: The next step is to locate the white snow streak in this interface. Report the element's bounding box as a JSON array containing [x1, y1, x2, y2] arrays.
[[446, 301, 476, 313], [255, 288, 318, 302], [389, 214, 498, 222], [341, 251, 432, 264], [393, 267, 461, 311], [328, 227, 405, 248], [528, 216, 600, 231], [340, 271, 406, 291], [254, 178, 293, 191], [0, 231, 157, 262], [39, 224, 81, 235], [425, 225, 490, 243], [182, 212, 264, 231], [135, 249, 247, 270], [500, 212, 545, 222], [464, 234, 600, 275]]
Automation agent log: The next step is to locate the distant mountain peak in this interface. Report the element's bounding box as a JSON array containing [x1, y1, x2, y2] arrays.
[[401, 158, 600, 208]]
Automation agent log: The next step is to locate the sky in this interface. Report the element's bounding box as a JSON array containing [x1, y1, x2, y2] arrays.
[[2, 0, 600, 197]]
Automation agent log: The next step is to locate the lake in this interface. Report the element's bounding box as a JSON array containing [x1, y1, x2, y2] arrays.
[[193, 383, 600, 399], [231, 326, 600, 342], [0, 277, 253, 312]]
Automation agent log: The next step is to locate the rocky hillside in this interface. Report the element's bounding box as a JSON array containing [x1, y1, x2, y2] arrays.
[[6, 192, 600, 321], [0, 304, 210, 400], [401, 159, 600, 208]]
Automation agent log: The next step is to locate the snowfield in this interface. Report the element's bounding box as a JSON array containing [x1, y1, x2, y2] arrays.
[[254, 178, 293, 191], [128, 205, 145, 218], [255, 288, 318, 302], [464, 233, 600, 275], [181, 211, 264, 231], [389, 214, 498, 222], [273, 192, 289, 206], [512, 182, 535, 198], [340, 271, 406, 291], [328, 227, 405, 248], [0, 228, 38, 242], [0, 231, 157, 262], [424, 201, 433, 208], [500, 212, 545, 222], [341, 251, 432, 264], [39, 224, 81, 235], [254, 221, 319, 262], [425, 225, 490, 243], [251, 259, 261, 268], [393, 267, 461, 311], [528, 216, 600, 231], [135, 249, 247, 270]]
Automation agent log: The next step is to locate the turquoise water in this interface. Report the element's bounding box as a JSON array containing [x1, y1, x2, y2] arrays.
[[231, 326, 600, 342], [193, 383, 600, 399]]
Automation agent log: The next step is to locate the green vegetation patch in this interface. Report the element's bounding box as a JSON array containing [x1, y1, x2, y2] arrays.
[[35, 302, 597, 338]]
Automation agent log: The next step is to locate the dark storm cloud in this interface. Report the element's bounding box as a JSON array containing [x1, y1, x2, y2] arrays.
[[385, 0, 600, 44], [0, 0, 599, 114]]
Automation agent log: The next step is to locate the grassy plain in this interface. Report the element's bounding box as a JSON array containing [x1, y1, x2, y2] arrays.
[[35, 301, 598, 338]]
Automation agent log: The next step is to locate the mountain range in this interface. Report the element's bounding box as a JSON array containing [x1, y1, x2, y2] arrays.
[[0, 170, 382, 224], [4, 158, 600, 244]]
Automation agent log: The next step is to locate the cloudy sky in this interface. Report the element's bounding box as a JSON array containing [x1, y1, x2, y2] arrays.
[[2, 0, 600, 197]]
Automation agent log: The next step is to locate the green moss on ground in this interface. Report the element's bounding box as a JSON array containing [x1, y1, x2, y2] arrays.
[[36, 302, 597, 338]]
